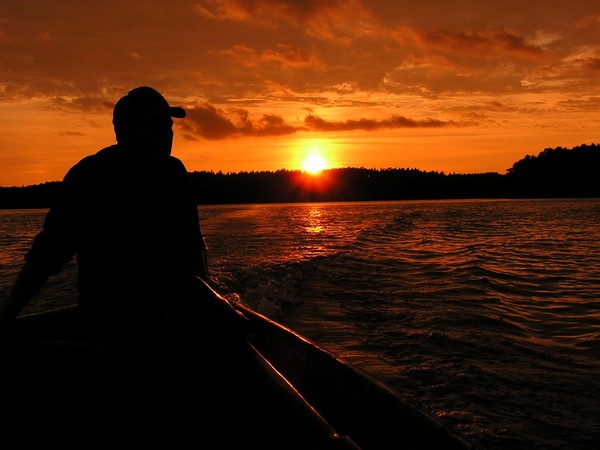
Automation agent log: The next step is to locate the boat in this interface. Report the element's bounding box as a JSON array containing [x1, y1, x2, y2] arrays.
[[0, 277, 473, 449]]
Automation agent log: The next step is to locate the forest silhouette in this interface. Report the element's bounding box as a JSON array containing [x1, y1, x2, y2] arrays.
[[1, 143, 598, 209]]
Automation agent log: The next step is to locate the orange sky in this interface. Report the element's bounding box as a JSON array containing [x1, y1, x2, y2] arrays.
[[1, 0, 599, 186]]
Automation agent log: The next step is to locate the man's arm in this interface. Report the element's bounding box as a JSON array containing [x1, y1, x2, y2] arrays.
[[0, 261, 50, 335]]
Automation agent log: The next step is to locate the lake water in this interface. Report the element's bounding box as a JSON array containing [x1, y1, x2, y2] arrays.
[[1, 198, 599, 449]]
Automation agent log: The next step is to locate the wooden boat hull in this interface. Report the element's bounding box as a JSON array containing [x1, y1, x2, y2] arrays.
[[232, 290, 472, 450], [0, 278, 471, 449]]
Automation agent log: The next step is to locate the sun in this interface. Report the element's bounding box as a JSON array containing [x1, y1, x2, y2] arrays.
[[302, 150, 329, 174]]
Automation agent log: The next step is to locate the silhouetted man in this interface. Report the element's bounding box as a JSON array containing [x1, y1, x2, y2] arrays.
[[0, 87, 250, 444], [1, 86, 213, 339]]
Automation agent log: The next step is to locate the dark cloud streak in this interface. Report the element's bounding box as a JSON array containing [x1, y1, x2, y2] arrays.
[[178, 101, 465, 140], [180, 102, 297, 139], [304, 114, 465, 131]]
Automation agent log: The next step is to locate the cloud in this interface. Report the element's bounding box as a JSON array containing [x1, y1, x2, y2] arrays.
[[216, 44, 325, 70], [407, 27, 548, 61], [195, 0, 369, 26], [195, 1, 547, 61], [193, 0, 554, 100], [48, 96, 112, 113], [180, 102, 296, 139], [56, 131, 85, 136], [262, 44, 326, 69], [304, 114, 465, 131], [195, 0, 377, 44], [576, 15, 600, 29], [178, 101, 466, 140]]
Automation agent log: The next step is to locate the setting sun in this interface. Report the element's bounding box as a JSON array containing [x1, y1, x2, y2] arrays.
[[302, 149, 329, 174]]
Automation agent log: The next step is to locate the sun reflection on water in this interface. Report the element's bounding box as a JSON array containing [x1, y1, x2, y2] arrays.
[[305, 205, 324, 234]]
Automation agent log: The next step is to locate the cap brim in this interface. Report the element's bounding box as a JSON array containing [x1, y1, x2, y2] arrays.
[[143, 105, 186, 121], [169, 106, 186, 119]]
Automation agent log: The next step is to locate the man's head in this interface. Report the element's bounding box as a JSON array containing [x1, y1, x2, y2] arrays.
[[113, 86, 186, 159]]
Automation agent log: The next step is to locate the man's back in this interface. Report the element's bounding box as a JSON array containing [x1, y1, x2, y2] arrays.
[[25, 144, 205, 333], [1, 85, 207, 345]]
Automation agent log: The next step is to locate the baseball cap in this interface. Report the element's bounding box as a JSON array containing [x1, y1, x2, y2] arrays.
[[112, 86, 186, 127]]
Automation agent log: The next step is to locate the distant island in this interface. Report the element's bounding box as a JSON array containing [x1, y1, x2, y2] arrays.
[[1, 143, 598, 209]]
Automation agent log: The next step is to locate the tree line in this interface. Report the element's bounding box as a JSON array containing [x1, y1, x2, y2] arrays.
[[1, 143, 598, 209]]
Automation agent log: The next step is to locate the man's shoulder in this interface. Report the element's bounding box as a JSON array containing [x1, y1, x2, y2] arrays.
[[64, 145, 120, 180], [167, 155, 187, 172], [71, 145, 118, 165], [94, 145, 120, 158]]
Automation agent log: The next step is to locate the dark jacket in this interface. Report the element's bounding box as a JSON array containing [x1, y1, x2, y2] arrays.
[[25, 144, 206, 333]]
